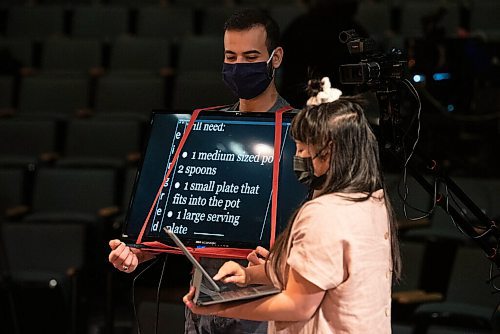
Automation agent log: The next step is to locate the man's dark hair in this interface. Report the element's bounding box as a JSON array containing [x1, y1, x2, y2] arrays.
[[224, 8, 280, 53]]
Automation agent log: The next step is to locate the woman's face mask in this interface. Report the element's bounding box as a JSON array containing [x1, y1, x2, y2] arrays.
[[293, 151, 328, 190], [222, 49, 276, 100]]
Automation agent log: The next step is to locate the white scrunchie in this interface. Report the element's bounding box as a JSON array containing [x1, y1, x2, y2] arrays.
[[306, 77, 342, 106]]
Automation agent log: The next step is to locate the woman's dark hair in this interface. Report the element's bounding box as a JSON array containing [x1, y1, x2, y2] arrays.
[[224, 8, 280, 53], [267, 94, 401, 287]]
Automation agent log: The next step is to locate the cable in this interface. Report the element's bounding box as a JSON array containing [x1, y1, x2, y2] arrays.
[[396, 79, 438, 221], [155, 255, 168, 334], [439, 182, 493, 240], [489, 261, 500, 292], [487, 243, 500, 331], [393, 86, 493, 235], [448, 189, 489, 232], [132, 256, 161, 334], [398, 170, 438, 221], [401, 79, 422, 171]]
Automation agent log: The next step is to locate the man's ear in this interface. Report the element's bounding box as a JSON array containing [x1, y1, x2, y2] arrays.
[[271, 47, 284, 69]]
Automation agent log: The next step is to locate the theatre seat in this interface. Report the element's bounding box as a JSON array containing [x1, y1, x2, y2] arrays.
[[1, 221, 86, 334], [107, 0, 159, 6], [40, 37, 103, 77], [0, 167, 27, 219], [201, 7, 238, 36], [0, 75, 14, 112], [18, 76, 90, 119], [175, 0, 229, 7], [109, 36, 172, 76], [0, 38, 33, 70], [94, 74, 165, 121], [6, 5, 65, 41], [24, 167, 117, 225], [413, 246, 498, 333], [136, 6, 193, 40], [172, 71, 234, 110], [176, 36, 223, 73], [71, 5, 129, 41], [0, 119, 58, 168], [57, 119, 143, 168]]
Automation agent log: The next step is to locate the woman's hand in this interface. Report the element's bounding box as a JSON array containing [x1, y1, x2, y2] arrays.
[[108, 239, 155, 273], [213, 261, 249, 287], [183, 286, 222, 316], [247, 246, 269, 266]]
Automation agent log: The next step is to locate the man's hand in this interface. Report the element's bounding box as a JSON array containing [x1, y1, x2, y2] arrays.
[[108, 239, 155, 273]]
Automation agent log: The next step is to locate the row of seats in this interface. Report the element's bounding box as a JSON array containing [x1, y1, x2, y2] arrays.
[[359, 0, 500, 37], [2, 34, 499, 114], [392, 242, 496, 333], [386, 173, 500, 332], [1, 112, 499, 228], [0, 35, 223, 73], [1, 237, 495, 333], [0, 166, 136, 222], [0, 0, 299, 6], [0, 1, 499, 41], [1, 164, 498, 243], [0, 4, 306, 40], [0, 163, 139, 333], [0, 72, 235, 116], [0, 117, 147, 168], [2, 166, 497, 249], [1, 167, 499, 332], [0, 165, 138, 333]]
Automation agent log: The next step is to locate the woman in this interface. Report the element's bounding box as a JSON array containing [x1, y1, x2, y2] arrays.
[[183, 81, 401, 333]]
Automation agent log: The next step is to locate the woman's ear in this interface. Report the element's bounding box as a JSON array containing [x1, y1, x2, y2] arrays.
[[320, 143, 333, 161], [320, 150, 331, 161], [271, 47, 284, 69]]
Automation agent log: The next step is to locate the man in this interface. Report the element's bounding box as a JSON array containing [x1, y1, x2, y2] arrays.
[[109, 8, 289, 334]]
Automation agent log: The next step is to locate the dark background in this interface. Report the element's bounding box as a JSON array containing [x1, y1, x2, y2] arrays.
[[1, 0, 500, 333]]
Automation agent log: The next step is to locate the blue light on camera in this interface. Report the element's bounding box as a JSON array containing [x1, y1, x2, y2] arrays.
[[433, 73, 451, 81], [447, 104, 455, 112]]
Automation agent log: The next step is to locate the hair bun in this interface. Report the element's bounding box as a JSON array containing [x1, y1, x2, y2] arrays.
[[306, 78, 323, 98], [306, 77, 342, 106]]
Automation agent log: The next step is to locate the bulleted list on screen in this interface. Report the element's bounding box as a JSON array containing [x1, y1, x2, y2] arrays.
[[148, 119, 289, 244]]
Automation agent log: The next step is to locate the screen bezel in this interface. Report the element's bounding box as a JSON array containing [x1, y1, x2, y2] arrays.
[[121, 109, 304, 249]]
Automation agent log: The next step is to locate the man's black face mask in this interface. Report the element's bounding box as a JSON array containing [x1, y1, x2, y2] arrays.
[[222, 50, 275, 100]]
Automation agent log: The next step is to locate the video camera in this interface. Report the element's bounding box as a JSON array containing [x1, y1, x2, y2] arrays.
[[338, 30, 407, 86]]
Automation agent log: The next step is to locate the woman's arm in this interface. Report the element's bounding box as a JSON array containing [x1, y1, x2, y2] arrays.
[[185, 267, 325, 322]]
